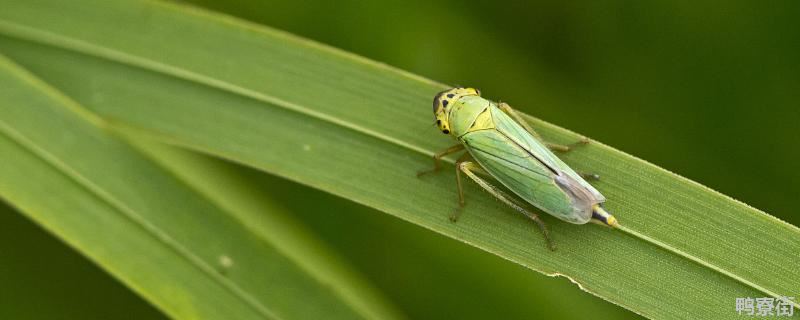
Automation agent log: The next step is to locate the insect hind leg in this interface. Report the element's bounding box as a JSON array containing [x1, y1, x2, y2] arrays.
[[455, 161, 556, 251]]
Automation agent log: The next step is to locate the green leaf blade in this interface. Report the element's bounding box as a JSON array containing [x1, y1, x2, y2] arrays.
[[126, 138, 404, 320], [1, 1, 798, 318], [0, 57, 269, 319], [0, 55, 392, 320]]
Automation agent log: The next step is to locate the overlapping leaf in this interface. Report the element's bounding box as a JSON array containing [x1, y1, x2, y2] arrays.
[[0, 55, 401, 320]]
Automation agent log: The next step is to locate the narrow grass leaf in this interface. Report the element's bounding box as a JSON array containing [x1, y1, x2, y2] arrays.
[[0, 1, 797, 318], [0, 55, 394, 320]]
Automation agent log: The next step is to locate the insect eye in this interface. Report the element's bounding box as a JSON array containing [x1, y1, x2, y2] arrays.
[[436, 120, 441, 125], [433, 91, 445, 113]]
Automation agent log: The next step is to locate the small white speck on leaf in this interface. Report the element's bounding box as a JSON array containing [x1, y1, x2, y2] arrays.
[[217, 255, 234, 273]]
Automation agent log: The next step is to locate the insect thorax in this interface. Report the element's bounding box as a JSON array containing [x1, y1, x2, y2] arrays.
[[449, 95, 496, 137]]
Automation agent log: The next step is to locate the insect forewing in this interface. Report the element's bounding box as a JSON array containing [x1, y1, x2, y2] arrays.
[[489, 106, 605, 202], [491, 107, 604, 201], [460, 103, 605, 224], [463, 129, 589, 223]]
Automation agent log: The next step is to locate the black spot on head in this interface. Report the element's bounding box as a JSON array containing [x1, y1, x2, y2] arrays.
[[442, 129, 450, 134], [447, 94, 454, 98], [442, 100, 449, 107], [436, 119, 441, 125]]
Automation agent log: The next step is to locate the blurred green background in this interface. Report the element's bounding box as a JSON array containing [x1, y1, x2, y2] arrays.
[[2, 0, 797, 319]]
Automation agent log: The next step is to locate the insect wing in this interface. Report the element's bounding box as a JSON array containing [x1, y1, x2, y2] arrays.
[[489, 106, 605, 203], [462, 130, 589, 223]]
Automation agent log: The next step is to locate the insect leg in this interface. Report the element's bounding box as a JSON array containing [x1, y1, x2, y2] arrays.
[[468, 166, 541, 210], [453, 160, 522, 217], [451, 153, 473, 222], [455, 161, 555, 251], [453, 160, 542, 223], [497, 102, 544, 139], [498, 102, 589, 153], [416, 144, 465, 177], [546, 137, 590, 153]]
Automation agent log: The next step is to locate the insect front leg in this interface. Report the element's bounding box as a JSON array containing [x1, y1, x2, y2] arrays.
[[454, 161, 555, 251], [497, 102, 589, 153], [416, 144, 464, 177]]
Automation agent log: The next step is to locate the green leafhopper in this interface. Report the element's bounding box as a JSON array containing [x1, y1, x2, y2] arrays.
[[419, 87, 618, 250]]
